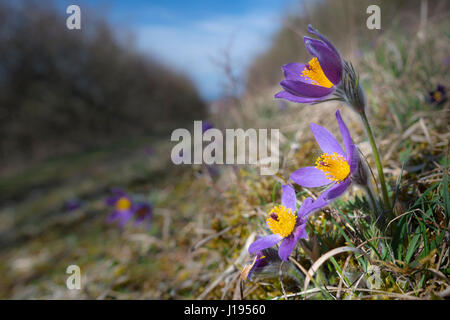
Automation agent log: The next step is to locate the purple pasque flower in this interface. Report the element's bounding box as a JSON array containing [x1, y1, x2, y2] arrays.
[[290, 110, 359, 204], [242, 250, 269, 281], [275, 25, 343, 104], [242, 247, 280, 281], [202, 121, 214, 133], [105, 188, 135, 228], [133, 202, 153, 228], [248, 184, 325, 261], [428, 84, 446, 105], [65, 198, 82, 212]]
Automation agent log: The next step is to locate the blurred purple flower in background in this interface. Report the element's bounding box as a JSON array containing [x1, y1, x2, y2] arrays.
[[428, 84, 446, 105], [290, 110, 359, 204], [105, 189, 135, 228], [65, 198, 82, 212], [133, 202, 153, 228], [201, 121, 214, 133], [275, 25, 343, 104]]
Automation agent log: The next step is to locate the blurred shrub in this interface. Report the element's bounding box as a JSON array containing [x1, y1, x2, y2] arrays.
[[0, 2, 206, 164]]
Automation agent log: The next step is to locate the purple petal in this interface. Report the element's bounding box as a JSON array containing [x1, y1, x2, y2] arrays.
[[132, 202, 152, 214], [274, 90, 323, 103], [278, 236, 298, 261], [248, 234, 283, 255], [105, 196, 118, 206], [202, 121, 214, 133], [290, 166, 330, 188], [281, 184, 297, 213], [279, 223, 308, 261], [105, 188, 127, 206], [247, 252, 268, 281], [281, 63, 317, 85], [294, 224, 308, 240], [307, 25, 341, 58], [309, 196, 329, 214], [134, 216, 152, 228], [335, 110, 358, 172], [297, 197, 314, 219], [303, 36, 342, 85], [281, 80, 334, 98], [310, 123, 345, 157], [297, 197, 328, 221], [106, 210, 120, 222], [117, 210, 134, 228], [133, 203, 153, 228], [65, 199, 81, 212], [135, 215, 145, 224], [282, 63, 306, 80], [111, 188, 126, 197], [321, 178, 351, 201]]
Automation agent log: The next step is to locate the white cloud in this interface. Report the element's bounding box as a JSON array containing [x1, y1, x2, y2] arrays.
[[135, 11, 281, 100]]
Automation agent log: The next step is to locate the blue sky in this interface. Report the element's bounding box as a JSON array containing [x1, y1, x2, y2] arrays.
[[59, 0, 299, 100]]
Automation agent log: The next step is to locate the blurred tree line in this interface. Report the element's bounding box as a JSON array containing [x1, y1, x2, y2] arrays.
[[0, 2, 207, 165], [245, 0, 448, 94]]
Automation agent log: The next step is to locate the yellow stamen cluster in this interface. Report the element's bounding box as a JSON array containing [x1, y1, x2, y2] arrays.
[[266, 205, 296, 238], [315, 152, 350, 182], [301, 57, 333, 88], [116, 197, 132, 211], [433, 91, 442, 102]]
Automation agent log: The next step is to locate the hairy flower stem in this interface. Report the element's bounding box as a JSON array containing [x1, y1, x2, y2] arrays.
[[359, 111, 391, 215]]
